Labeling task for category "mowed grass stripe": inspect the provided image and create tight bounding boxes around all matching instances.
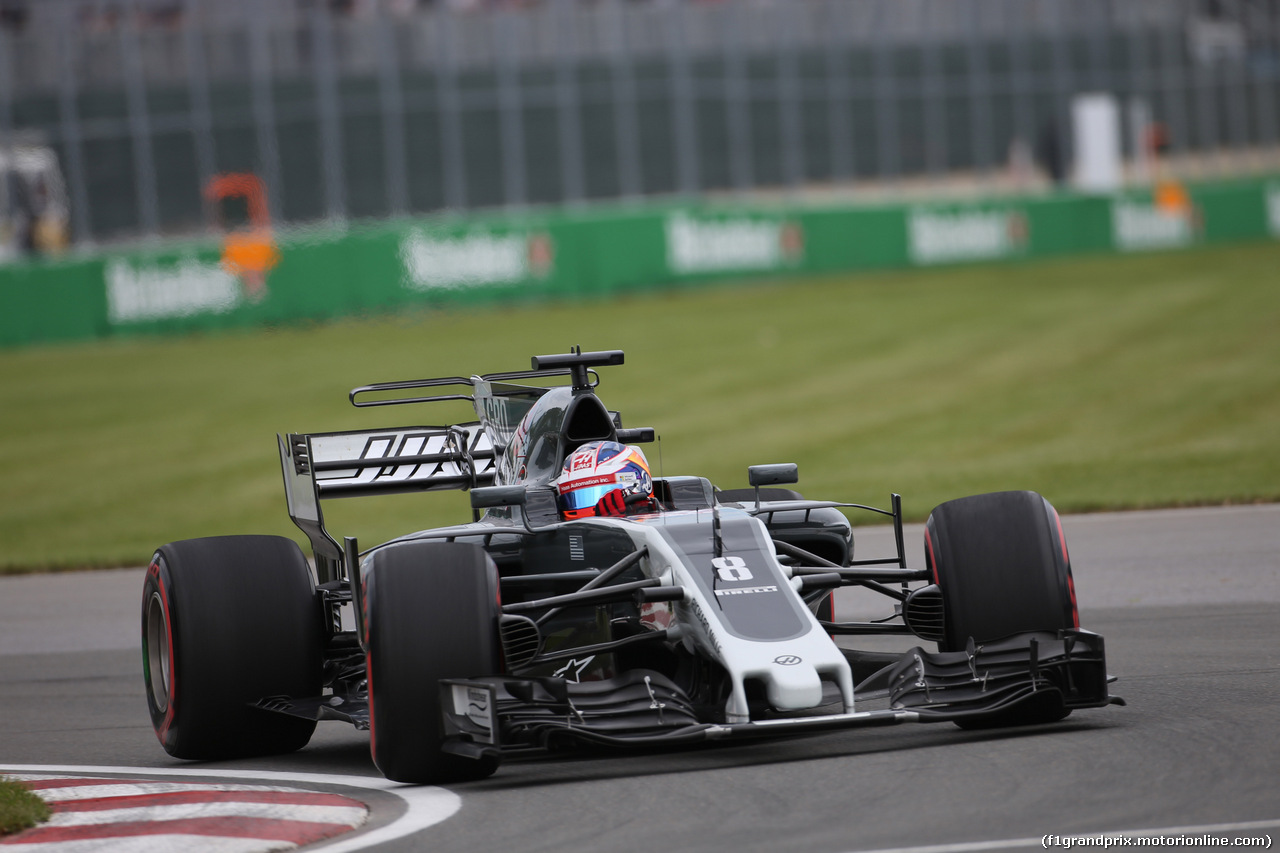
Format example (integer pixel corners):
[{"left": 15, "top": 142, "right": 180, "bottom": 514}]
[{"left": 2, "top": 240, "right": 1277, "bottom": 572}]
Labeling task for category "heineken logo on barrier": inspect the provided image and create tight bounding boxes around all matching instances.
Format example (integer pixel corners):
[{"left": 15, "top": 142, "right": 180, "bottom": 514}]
[
  {"left": 908, "top": 207, "right": 1028, "bottom": 265},
  {"left": 1266, "top": 183, "right": 1280, "bottom": 238},
  {"left": 105, "top": 257, "right": 242, "bottom": 325},
  {"left": 401, "top": 229, "right": 554, "bottom": 290},
  {"left": 665, "top": 212, "right": 803, "bottom": 275},
  {"left": 1112, "top": 197, "right": 1198, "bottom": 252}
]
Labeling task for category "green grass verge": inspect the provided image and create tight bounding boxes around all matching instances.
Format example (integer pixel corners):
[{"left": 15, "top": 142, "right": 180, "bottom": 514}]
[
  {"left": 0, "top": 777, "right": 49, "bottom": 836},
  {"left": 3, "top": 240, "right": 1278, "bottom": 572}
]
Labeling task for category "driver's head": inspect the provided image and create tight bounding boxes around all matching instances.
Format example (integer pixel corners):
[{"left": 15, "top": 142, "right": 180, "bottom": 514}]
[{"left": 555, "top": 440, "right": 654, "bottom": 520}]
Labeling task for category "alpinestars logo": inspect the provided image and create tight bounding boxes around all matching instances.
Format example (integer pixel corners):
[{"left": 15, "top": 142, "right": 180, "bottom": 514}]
[{"left": 552, "top": 655, "right": 596, "bottom": 683}]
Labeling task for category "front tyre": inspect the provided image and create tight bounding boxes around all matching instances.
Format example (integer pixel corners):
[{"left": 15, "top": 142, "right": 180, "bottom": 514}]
[
  {"left": 925, "top": 491, "right": 1080, "bottom": 727},
  {"left": 364, "top": 541, "right": 502, "bottom": 784},
  {"left": 142, "top": 535, "right": 323, "bottom": 759}
]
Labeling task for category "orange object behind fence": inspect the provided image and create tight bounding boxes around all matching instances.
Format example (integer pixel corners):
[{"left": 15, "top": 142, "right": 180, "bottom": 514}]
[{"left": 204, "top": 173, "right": 279, "bottom": 300}]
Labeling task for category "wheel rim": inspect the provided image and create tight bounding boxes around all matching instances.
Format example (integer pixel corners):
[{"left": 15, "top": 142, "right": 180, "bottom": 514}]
[{"left": 145, "top": 591, "right": 171, "bottom": 713}]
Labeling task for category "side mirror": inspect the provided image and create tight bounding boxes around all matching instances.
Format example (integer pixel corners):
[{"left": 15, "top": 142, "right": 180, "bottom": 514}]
[
  {"left": 747, "top": 463, "right": 798, "bottom": 488},
  {"left": 470, "top": 485, "right": 527, "bottom": 510},
  {"left": 746, "top": 463, "right": 799, "bottom": 511},
  {"left": 616, "top": 427, "right": 656, "bottom": 444}
]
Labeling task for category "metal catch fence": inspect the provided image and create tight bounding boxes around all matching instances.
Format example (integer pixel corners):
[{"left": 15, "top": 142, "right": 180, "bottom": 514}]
[{"left": 1, "top": 0, "right": 1277, "bottom": 246}]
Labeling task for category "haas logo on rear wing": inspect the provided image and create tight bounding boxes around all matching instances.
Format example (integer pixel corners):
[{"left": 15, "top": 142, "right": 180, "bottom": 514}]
[
  {"left": 279, "top": 425, "right": 496, "bottom": 562},
  {"left": 285, "top": 426, "right": 496, "bottom": 500}
]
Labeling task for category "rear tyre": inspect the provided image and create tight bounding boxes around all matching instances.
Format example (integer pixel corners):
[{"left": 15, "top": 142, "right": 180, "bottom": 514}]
[
  {"left": 142, "top": 535, "right": 323, "bottom": 759},
  {"left": 924, "top": 491, "right": 1079, "bottom": 727},
  {"left": 364, "top": 541, "right": 502, "bottom": 784}
]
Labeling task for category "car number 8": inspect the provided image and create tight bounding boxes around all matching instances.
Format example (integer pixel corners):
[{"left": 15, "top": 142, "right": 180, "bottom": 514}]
[{"left": 712, "top": 556, "right": 753, "bottom": 582}]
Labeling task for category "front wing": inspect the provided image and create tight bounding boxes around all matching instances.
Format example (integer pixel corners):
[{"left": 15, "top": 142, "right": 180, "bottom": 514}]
[{"left": 438, "top": 629, "right": 1123, "bottom": 761}]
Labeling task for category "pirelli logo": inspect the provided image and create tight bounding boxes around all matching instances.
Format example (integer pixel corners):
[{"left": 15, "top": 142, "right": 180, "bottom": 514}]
[{"left": 714, "top": 585, "right": 779, "bottom": 598}]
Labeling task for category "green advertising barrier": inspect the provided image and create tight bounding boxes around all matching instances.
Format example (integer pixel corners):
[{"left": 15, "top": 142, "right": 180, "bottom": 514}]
[
  {"left": 0, "top": 256, "right": 109, "bottom": 346},
  {"left": 3, "top": 176, "right": 1278, "bottom": 349}
]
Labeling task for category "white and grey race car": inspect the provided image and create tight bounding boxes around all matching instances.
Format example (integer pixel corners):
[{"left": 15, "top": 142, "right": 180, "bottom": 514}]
[{"left": 142, "top": 348, "right": 1122, "bottom": 783}]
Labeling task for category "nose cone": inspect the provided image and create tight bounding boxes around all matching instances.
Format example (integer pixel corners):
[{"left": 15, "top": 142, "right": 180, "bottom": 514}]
[{"left": 766, "top": 659, "right": 824, "bottom": 710}]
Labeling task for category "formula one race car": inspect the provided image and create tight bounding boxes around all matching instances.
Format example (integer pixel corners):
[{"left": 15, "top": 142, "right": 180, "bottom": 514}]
[{"left": 141, "top": 349, "right": 1122, "bottom": 782}]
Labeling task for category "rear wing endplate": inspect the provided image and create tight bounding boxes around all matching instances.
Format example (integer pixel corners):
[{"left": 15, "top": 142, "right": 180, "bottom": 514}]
[{"left": 279, "top": 424, "right": 495, "bottom": 565}]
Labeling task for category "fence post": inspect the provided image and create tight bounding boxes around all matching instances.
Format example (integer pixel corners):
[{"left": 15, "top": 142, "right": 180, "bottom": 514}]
[
  {"left": 436, "top": 10, "right": 466, "bottom": 210},
  {"left": 777, "top": 2, "right": 805, "bottom": 189},
  {"left": 311, "top": 2, "right": 346, "bottom": 222},
  {"left": 554, "top": 0, "right": 585, "bottom": 204},
  {"left": 183, "top": 0, "right": 218, "bottom": 208},
  {"left": 872, "top": 0, "right": 900, "bottom": 182},
  {"left": 376, "top": 8, "right": 408, "bottom": 217},
  {"left": 1049, "top": 0, "right": 1077, "bottom": 185},
  {"left": 57, "top": 4, "right": 92, "bottom": 244},
  {"left": 667, "top": 3, "right": 700, "bottom": 195},
  {"left": 923, "top": 5, "right": 949, "bottom": 177},
  {"left": 496, "top": 9, "right": 527, "bottom": 208},
  {"left": 724, "top": 5, "right": 753, "bottom": 192},
  {"left": 120, "top": 0, "right": 159, "bottom": 236},
  {"left": 1005, "top": 0, "right": 1035, "bottom": 174},
  {"left": 1251, "top": 0, "right": 1280, "bottom": 159},
  {"left": 824, "top": 0, "right": 854, "bottom": 182},
  {"left": 607, "top": 0, "right": 641, "bottom": 199},
  {"left": 246, "top": 0, "right": 283, "bottom": 222},
  {"left": 966, "top": 0, "right": 994, "bottom": 178},
  {"left": 0, "top": 25, "right": 11, "bottom": 154},
  {"left": 1156, "top": 0, "right": 1191, "bottom": 167},
  {"left": 1220, "top": 0, "right": 1254, "bottom": 173}
]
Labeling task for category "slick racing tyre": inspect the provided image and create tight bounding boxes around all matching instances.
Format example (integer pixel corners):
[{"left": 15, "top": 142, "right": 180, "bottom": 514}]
[
  {"left": 142, "top": 535, "right": 323, "bottom": 759},
  {"left": 924, "top": 491, "right": 1080, "bottom": 727},
  {"left": 925, "top": 490, "right": 1078, "bottom": 651},
  {"left": 364, "top": 541, "right": 502, "bottom": 784}
]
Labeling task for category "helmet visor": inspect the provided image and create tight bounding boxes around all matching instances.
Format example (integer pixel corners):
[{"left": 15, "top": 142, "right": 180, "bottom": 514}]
[{"left": 558, "top": 483, "right": 625, "bottom": 514}]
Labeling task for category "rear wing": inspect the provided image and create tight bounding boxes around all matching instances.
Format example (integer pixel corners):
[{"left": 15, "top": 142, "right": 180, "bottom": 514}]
[
  {"left": 279, "top": 423, "right": 495, "bottom": 565},
  {"left": 283, "top": 424, "right": 495, "bottom": 501},
  {"left": 278, "top": 348, "right": 625, "bottom": 575}
]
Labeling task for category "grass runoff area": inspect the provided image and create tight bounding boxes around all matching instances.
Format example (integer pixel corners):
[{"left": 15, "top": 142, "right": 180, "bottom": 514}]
[
  {"left": 0, "top": 777, "right": 49, "bottom": 836},
  {"left": 2, "top": 240, "right": 1278, "bottom": 572}
]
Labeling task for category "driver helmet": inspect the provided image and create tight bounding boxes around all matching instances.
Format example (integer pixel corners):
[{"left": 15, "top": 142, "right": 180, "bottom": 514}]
[{"left": 555, "top": 440, "right": 654, "bottom": 520}]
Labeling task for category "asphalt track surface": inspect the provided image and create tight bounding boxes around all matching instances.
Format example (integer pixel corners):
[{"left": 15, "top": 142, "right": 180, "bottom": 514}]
[{"left": 3, "top": 504, "right": 1279, "bottom": 852}]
